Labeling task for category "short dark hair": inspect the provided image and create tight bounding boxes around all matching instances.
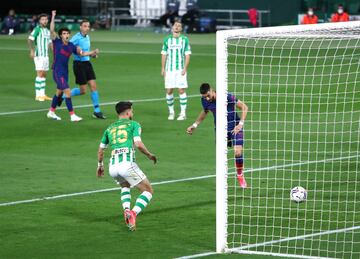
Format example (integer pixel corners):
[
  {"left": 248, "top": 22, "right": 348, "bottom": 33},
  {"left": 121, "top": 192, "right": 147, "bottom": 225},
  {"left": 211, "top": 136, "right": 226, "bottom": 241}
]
[
  {"left": 80, "top": 19, "right": 90, "bottom": 26},
  {"left": 58, "top": 27, "right": 71, "bottom": 36},
  {"left": 38, "top": 13, "right": 48, "bottom": 19},
  {"left": 200, "top": 83, "right": 211, "bottom": 94},
  {"left": 116, "top": 101, "right": 133, "bottom": 115}
]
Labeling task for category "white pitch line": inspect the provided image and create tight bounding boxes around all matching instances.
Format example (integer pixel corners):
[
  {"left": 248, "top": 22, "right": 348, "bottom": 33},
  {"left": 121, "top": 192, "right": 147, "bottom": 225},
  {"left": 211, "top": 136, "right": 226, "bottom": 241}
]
[
  {"left": 175, "top": 226, "right": 360, "bottom": 259},
  {"left": 0, "top": 154, "right": 358, "bottom": 207},
  {"left": 0, "top": 174, "right": 216, "bottom": 207},
  {"left": 0, "top": 47, "right": 215, "bottom": 56},
  {"left": 0, "top": 95, "right": 199, "bottom": 116}
]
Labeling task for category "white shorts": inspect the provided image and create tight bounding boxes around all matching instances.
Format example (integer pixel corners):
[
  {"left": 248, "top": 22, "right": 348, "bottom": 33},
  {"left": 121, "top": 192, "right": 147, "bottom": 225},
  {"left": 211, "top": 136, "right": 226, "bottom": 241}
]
[
  {"left": 109, "top": 162, "right": 147, "bottom": 187},
  {"left": 165, "top": 70, "right": 188, "bottom": 89},
  {"left": 34, "top": 57, "right": 49, "bottom": 71}
]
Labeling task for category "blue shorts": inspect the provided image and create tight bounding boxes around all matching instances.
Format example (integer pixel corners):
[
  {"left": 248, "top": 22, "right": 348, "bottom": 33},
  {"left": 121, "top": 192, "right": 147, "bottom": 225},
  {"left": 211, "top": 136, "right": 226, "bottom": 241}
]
[
  {"left": 53, "top": 73, "right": 69, "bottom": 90},
  {"left": 227, "top": 130, "right": 244, "bottom": 147}
]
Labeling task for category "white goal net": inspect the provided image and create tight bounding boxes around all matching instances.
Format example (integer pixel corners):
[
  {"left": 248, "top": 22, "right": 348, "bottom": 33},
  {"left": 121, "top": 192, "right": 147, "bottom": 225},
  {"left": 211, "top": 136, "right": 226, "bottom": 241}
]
[{"left": 216, "top": 21, "right": 360, "bottom": 258}]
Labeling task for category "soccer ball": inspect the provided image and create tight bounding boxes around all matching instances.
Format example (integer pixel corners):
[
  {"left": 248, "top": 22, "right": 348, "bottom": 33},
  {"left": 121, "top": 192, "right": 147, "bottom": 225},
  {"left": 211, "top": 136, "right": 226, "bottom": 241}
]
[{"left": 290, "top": 186, "right": 307, "bottom": 203}]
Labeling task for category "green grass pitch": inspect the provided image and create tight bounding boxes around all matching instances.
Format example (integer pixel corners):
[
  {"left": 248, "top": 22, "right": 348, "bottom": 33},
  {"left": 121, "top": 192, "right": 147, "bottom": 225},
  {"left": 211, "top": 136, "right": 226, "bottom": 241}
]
[{"left": 0, "top": 30, "right": 358, "bottom": 258}]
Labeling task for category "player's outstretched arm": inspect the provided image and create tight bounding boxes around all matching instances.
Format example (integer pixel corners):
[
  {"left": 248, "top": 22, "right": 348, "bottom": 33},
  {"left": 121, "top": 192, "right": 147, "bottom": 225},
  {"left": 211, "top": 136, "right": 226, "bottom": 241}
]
[
  {"left": 135, "top": 141, "right": 157, "bottom": 164},
  {"left": 50, "top": 10, "right": 57, "bottom": 40},
  {"left": 77, "top": 47, "right": 99, "bottom": 57},
  {"left": 186, "top": 110, "right": 208, "bottom": 135},
  {"left": 96, "top": 147, "right": 105, "bottom": 177}
]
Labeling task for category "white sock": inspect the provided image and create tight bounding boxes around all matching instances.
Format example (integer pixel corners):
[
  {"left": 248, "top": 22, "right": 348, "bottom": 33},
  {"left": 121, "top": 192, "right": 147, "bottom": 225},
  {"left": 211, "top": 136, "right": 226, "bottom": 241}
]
[
  {"left": 121, "top": 187, "right": 131, "bottom": 210},
  {"left": 166, "top": 94, "right": 174, "bottom": 114},
  {"left": 39, "top": 77, "right": 46, "bottom": 96},
  {"left": 179, "top": 92, "right": 187, "bottom": 115},
  {"left": 35, "top": 77, "right": 42, "bottom": 97}
]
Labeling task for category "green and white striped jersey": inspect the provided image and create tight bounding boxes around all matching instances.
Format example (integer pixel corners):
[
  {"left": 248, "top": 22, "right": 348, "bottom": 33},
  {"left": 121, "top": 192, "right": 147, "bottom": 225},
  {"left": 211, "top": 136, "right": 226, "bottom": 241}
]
[
  {"left": 100, "top": 118, "right": 142, "bottom": 163},
  {"left": 161, "top": 34, "right": 191, "bottom": 72},
  {"left": 28, "top": 26, "right": 51, "bottom": 57}
]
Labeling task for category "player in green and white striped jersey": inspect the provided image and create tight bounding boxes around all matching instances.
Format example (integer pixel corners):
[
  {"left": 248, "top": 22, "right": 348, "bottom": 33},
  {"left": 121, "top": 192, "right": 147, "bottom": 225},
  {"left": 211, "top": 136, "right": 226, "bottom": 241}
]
[
  {"left": 97, "top": 101, "right": 157, "bottom": 231},
  {"left": 27, "top": 13, "right": 52, "bottom": 102},
  {"left": 161, "top": 21, "right": 191, "bottom": 121}
]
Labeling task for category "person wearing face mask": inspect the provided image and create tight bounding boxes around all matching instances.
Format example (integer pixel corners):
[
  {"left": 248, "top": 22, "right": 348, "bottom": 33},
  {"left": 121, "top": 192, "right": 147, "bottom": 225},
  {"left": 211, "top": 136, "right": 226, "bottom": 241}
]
[
  {"left": 331, "top": 4, "right": 349, "bottom": 22},
  {"left": 301, "top": 7, "right": 318, "bottom": 24}
]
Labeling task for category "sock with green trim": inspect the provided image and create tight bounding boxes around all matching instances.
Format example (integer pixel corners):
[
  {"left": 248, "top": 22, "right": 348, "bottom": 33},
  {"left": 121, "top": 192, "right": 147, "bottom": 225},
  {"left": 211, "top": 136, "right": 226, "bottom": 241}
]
[
  {"left": 166, "top": 94, "right": 174, "bottom": 114},
  {"left": 179, "top": 92, "right": 187, "bottom": 115},
  {"left": 121, "top": 187, "right": 131, "bottom": 210},
  {"left": 35, "top": 77, "right": 42, "bottom": 97},
  {"left": 39, "top": 77, "right": 46, "bottom": 96},
  {"left": 132, "top": 191, "right": 152, "bottom": 215}
]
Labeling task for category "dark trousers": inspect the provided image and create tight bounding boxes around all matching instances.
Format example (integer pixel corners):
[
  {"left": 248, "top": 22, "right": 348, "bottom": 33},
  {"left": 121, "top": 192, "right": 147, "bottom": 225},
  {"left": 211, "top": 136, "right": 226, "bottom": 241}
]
[
  {"left": 181, "top": 10, "right": 200, "bottom": 32},
  {"left": 159, "top": 11, "right": 179, "bottom": 27}
]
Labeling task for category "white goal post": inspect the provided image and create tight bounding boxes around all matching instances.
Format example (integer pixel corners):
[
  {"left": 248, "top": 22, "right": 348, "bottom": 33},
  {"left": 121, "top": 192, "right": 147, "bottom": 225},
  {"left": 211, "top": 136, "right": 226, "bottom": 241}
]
[{"left": 216, "top": 21, "right": 360, "bottom": 258}]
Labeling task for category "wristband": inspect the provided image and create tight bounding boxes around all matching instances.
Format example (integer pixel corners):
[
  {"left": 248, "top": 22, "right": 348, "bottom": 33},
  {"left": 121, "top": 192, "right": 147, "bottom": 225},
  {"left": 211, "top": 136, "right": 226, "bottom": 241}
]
[
  {"left": 238, "top": 120, "right": 244, "bottom": 126},
  {"left": 98, "top": 161, "right": 103, "bottom": 167},
  {"left": 192, "top": 122, "right": 198, "bottom": 128}
]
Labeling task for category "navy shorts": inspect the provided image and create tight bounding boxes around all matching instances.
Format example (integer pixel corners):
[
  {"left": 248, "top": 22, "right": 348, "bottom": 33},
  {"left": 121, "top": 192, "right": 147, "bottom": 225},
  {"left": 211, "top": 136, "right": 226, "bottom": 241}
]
[
  {"left": 53, "top": 73, "right": 69, "bottom": 90},
  {"left": 227, "top": 130, "right": 244, "bottom": 147}
]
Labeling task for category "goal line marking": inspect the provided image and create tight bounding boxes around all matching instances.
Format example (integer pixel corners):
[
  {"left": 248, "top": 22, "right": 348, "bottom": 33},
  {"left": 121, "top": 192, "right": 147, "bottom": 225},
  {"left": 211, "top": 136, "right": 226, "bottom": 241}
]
[
  {"left": 0, "top": 153, "right": 357, "bottom": 207},
  {"left": 175, "top": 225, "right": 360, "bottom": 259}
]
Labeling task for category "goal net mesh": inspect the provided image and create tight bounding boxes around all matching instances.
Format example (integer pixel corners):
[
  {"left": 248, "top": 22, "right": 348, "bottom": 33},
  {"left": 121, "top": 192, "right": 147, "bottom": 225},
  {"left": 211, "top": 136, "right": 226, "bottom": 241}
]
[{"left": 222, "top": 22, "right": 360, "bottom": 258}]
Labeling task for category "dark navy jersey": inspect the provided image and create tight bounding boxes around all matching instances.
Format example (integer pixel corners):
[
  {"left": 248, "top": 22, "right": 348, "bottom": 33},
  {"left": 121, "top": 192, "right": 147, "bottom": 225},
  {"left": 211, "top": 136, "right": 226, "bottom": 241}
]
[
  {"left": 201, "top": 93, "right": 240, "bottom": 131},
  {"left": 52, "top": 38, "right": 77, "bottom": 75}
]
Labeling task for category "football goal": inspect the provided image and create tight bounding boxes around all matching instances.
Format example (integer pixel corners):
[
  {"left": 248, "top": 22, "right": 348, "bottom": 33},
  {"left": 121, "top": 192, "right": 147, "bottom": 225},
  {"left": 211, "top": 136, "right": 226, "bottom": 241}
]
[{"left": 216, "top": 21, "right": 360, "bottom": 258}]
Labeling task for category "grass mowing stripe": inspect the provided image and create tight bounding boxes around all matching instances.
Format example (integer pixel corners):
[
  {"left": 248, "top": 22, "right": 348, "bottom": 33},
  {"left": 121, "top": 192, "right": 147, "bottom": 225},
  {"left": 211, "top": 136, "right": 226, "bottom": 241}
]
[
  {"left": 0, "top": 153, "right": 357, "bottom": 207},
  {"left": 0, "top": 174, "right": 216, "bottom": 207},
  {"left": 0, "top": 95, "right": 199, "bottom": 116}
]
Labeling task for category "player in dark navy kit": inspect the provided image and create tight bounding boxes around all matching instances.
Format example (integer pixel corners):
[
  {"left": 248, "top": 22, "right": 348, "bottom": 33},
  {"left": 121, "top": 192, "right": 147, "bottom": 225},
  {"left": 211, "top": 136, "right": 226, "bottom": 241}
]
[
  {"left": 46, "top": 10, "right": 99, "bottom": 122},
  {"left": 186, "top": 83, "right": 248, "bottom": 188}
]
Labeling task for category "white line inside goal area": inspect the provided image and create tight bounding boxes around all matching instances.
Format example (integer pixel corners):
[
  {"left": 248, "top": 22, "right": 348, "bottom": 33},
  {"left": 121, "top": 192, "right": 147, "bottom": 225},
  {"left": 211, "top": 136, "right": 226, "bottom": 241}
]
[
  {"left": 175, "top": 226, "right": 360, "bottom": 259},
  {"left": 230, "top": 225, "right": 360, "bottom": 256}
]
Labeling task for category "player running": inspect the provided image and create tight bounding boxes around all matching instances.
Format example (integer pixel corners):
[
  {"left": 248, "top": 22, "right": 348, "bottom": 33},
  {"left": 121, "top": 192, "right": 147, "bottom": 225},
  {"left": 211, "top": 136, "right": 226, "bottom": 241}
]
[
  {"left": 97, "top": 101, "right": 157, "bottom": 231},
  {"left": 46, "top": 10, "right": 99, "bottom": 122},
  {"left": 27, "top": 13, "right": 52, "bottom": 101},
  {"left": 186, "top": 83, "right": 248, "bottom": 188}
]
